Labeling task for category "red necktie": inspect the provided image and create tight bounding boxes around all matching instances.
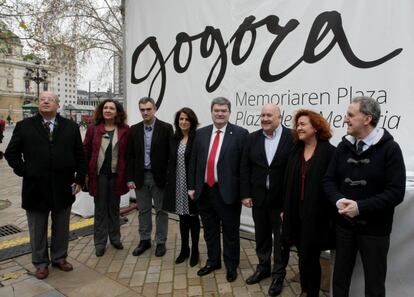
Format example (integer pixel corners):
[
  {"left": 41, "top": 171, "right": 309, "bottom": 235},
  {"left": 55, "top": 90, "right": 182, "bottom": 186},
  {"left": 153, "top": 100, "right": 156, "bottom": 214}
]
[{"left": 207, "top": 130, "right": 221, "bottom": 187}]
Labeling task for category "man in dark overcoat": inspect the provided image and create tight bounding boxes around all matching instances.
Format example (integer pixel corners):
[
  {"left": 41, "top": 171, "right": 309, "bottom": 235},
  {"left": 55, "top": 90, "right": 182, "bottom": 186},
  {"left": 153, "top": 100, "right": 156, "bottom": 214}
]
[{"left": 5, "top": 91, "right": 86, "bottom": 279}]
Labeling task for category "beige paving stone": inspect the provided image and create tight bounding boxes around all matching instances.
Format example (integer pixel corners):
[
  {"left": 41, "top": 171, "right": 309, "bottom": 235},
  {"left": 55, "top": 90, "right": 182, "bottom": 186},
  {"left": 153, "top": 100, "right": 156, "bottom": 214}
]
[
  {"left": 116, "top": 289, "right": 143, "bottom": 297},
  {"left": 201, "top": 277, "right": 217, "bottom": 292},
  {"left": 239, "top": 259, "right": 252, "bottom": 269},
  {"left": 202, "top": 293, "right": 220, "bottom": 297},
  {"left": 251, "top": 292, "right": 266, "bottom": 297},
  {"left": 187, "top": 277, "right": 201, "bottom": 286},
  {"left": 85, "top": 258, "right": 99, "bottom": 268},
  {"left": 136, "top": 257, "right": 150, "bottom": 268},
  {"left": 290, "top": 281, "right": 302, "bottom": 295},
  {"left": 173, "top": 273, "right": 187, "bottom": 289},
  {"left": 218, "top": 282, "right": 232, "bottom": 294},
  {"left": 280, "top": 286, "right": 296, "bottom": 297},
  {"left": 172, "top": 288, "right": 187, "bottom": 297},
  {"left": 147, "top": 265, "right": 160, "bottom": 274},
  {"left": 129, "top": 271, "right": 146, "bottom": 287},
  {"left": 174, "top": 266, "right": 187, "bottom": 274},
  {"left": 105, "top": 272, "right": 118, "bottom": 280},
  {"left": 0, "top": 260, "right": 17, "bottom": 269},
  {"left": 77, "top": 252, "right": 93, "bottom": 263},
  {"left": 118, "top": 278, "right": 131, "bottom": 286},
  {"left": 188, "top": 285, "right": 202, "bottom": 296},
  {"left": 148, "top": 259, "right": 161, "bottom": 266},
  {"left": 0, "top": 278, "right": 53, "bottom": 297},
  {"left": 158, "top": 282, "right": 173, "bottom": 294},
  {"left": 232, "top": 285, "right": 251, "bottom": 297},
  {"left": 244, "top": 248, "right": 256, "bottom": 256},
  {"left": 145, "top": 273, "right": 159, "bottom": 283},
  {"left": 142, "top": 283, "right": 158, "bottom": 297},
  {"left": 187, "top": 266, "right": 199, "bottom": 278},
  {"left": 107, "top": 260, "right": 124, "bottom": 273},
  {"left": 119, "top": 263, "right": 135, "bottom": 279},
  {"left": 124, "top": 255, "right": 139, "bottom": 265},
  {"left": 214, "top": 272, "right": 227, "bottom": 284},
  {"left": 229, "top": 274, "right": 245, "bottom": 287},
  {"left": 246, "top": 283, "right": 262, "bottom": 293},
  {"left": 66, "top": 277, "right": 130, "bottom": 297},
  {"left": 159, "top": 269, "right": 173, "bottom": 283},
  {"left": 130, "top": 286, "right": 143, "bottom": 294}
]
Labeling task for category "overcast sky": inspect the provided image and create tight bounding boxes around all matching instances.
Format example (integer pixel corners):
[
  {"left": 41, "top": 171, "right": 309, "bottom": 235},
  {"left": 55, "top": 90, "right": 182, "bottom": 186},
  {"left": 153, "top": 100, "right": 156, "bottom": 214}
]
[{"left": 77, "top": 48, "right": 113, "bottom": 92}]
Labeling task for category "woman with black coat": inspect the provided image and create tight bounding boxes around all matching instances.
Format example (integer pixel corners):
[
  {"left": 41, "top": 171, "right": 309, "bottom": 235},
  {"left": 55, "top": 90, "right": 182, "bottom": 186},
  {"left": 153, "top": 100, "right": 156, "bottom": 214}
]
[
  {"left": 163, "top": 107, "right": 200, "bottom": 266},
  {"left": 281, "top": 109, "right": 336, "bottom": 297}
]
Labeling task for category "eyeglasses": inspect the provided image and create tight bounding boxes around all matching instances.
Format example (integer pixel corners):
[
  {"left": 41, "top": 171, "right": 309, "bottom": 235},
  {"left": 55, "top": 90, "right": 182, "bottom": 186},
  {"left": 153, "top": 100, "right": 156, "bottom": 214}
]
[{"left": 39, "top": 97, "right": 58, "bottom": 103}]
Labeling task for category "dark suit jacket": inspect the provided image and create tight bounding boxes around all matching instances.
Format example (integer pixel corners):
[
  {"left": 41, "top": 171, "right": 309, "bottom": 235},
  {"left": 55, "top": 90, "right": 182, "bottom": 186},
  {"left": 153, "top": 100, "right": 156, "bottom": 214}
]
[
  {"left": 126, "top": 118, "right": 173, "bottom": 188},
  {"left": 5, "top": 113, "right": 86, "bottom": 211},
  {"left": 163, "top": 132, "right": 197, "bottom": 214},
  {"left": 188, "top": 122, "right": 249, "bottom": 205},
  {"left": 240, "top": 126, "right": 293, "bottom": 208}
]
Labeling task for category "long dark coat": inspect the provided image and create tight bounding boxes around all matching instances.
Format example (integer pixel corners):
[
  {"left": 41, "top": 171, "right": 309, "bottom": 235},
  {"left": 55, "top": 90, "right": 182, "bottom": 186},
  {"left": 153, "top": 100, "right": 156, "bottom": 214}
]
[
  {"left": 5, "top": 114, "right": 86, "bottom": 211},
  {"left": 163, "top": 132, "right": 197, "bottom": 214},
  {"left": 83, "top": 123, "right": 129, "bottom": 197},
  {"left": 281, "top": 140, "right": 336, "bottom": 251}
]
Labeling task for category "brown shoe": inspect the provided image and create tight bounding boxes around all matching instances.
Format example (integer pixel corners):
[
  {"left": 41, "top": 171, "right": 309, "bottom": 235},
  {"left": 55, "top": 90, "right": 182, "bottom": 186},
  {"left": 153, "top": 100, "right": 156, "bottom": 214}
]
[
  {"left": 52, "top": 259, "right": 73, "bottom": 271},
  {"left": 34, "top": 266, "right": 49, "bottom": 279}
]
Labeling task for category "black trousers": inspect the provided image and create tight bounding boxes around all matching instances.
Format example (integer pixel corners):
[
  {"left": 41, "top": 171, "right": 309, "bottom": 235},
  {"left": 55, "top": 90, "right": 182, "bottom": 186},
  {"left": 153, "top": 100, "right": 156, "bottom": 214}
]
[
  {"left": 297, "top": 242, "right": 322, "bottom": 297},
  {"left": 197, "top": 184, "right": 241, "bottom": 271},
  {"left": 333, "top": 224, "right": 390, "bottom": 297},
  {"left": 252, "top": 203, "right": 289, "bottom": 278}
]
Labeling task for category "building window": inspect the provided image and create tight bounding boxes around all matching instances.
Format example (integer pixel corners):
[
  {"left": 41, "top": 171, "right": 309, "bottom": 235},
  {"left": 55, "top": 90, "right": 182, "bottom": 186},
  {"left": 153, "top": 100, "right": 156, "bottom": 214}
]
[
  {"left": 43, "top": 82, "right": 48, "bottom": 91},
  {"left": 25, "top": 80, "right": 30, "bottom": 93}
]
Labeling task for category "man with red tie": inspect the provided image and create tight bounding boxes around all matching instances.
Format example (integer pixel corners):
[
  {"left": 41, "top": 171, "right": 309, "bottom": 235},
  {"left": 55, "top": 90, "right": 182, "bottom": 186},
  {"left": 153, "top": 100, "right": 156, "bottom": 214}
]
[{"left": 188, "top": 97, "right": 248, "bottom": 282}]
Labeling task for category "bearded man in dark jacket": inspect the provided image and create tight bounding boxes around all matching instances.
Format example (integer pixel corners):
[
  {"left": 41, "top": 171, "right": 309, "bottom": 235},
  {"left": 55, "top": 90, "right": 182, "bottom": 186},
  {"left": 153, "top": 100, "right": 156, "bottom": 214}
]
[{"left": 323, "top": 96, "right": 405, "bottom": 297}]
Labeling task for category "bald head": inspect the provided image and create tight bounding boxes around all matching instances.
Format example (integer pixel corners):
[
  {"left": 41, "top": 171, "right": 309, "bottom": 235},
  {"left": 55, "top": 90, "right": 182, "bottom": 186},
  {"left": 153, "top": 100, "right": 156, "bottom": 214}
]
[
  {"left": 39, "top": 91, "right": 60, "bottom": 119},
  {"left": 261, "top": 104, "right": 281, "bottom": 136},
  {"left": 39, "top": 91, "right": 59, "bottom": 103}
]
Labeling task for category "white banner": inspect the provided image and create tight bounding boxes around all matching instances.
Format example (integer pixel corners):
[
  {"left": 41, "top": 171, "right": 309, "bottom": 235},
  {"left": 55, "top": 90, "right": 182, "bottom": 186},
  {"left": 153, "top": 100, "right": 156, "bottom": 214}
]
[
  {"left": 125, "top": 1, "right": 414, "bottom": 295},
  {"left": 125, "top": 0, "right": 414, "bottom": 171}
]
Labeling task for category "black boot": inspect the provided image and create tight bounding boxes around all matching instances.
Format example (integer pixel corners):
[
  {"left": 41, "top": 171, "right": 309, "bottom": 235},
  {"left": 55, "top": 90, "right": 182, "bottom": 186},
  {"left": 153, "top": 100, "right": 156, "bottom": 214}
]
[
  {"left": 189, "top": 215, "right": 200, "bottom": 267},
  {"left": 176, "top": 215, "right": 190, "bottom": 264}
]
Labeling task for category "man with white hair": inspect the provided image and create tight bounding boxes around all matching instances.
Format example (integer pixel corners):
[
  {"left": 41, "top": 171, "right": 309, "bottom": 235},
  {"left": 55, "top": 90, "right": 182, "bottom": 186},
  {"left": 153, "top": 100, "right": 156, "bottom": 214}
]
[{"left": 323, "top": 96, "right": 406, "bottom": 297}]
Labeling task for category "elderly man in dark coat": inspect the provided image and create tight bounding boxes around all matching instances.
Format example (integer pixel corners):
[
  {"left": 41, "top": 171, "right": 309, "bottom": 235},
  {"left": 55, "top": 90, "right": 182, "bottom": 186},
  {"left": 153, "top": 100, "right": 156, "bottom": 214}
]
[{"left": 5, "top": 91, "right": 86, "bottom": 280}]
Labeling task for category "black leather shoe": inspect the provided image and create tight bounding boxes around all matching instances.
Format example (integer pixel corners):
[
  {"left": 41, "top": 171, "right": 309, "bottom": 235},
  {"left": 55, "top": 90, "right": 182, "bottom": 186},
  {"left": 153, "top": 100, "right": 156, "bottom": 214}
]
[
  {"left": 197, "top": 264, "right": 221, "bottom": 276},
  {"left": 95, "top": 246, "right": 106, "bottom": 257},
  {"left": 132, "top": 240, "right": 151, "bottom": 256},
  {"left": 246, "top": 270, "right": 271, "bottom": 285},
  {"left": 175, "top": 247, "right": 190, "bottom": 264},
  {"left": 226, "top": 269, "right": 238, "bottom": 282},
  {"left": 111, "top": 242, "right": 124, "bottom": 250},
  {"left": 268, "top": 276, "right": 284, "bottom": 296},
  {"left": 155, "top": 243, "right": 166, "bottom": 257}
]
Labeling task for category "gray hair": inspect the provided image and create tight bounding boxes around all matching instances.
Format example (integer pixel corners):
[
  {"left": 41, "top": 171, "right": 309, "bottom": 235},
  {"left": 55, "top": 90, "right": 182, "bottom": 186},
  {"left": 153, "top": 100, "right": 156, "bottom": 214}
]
[
  {"left": 211, "top": 97, "right": 231, "bottom": 112},
  {"left": 352, "top": 96, "right": 381, "bottom": 127},
  {"left": 138, "top": 97, "right": 156, "bottom": 108}
]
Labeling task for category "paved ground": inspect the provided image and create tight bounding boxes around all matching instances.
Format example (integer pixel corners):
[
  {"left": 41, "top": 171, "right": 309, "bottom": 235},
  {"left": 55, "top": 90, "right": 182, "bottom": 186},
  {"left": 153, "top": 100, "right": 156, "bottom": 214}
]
[{"left": 0, "top": 126, "right": 330, "bottom": 297}]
